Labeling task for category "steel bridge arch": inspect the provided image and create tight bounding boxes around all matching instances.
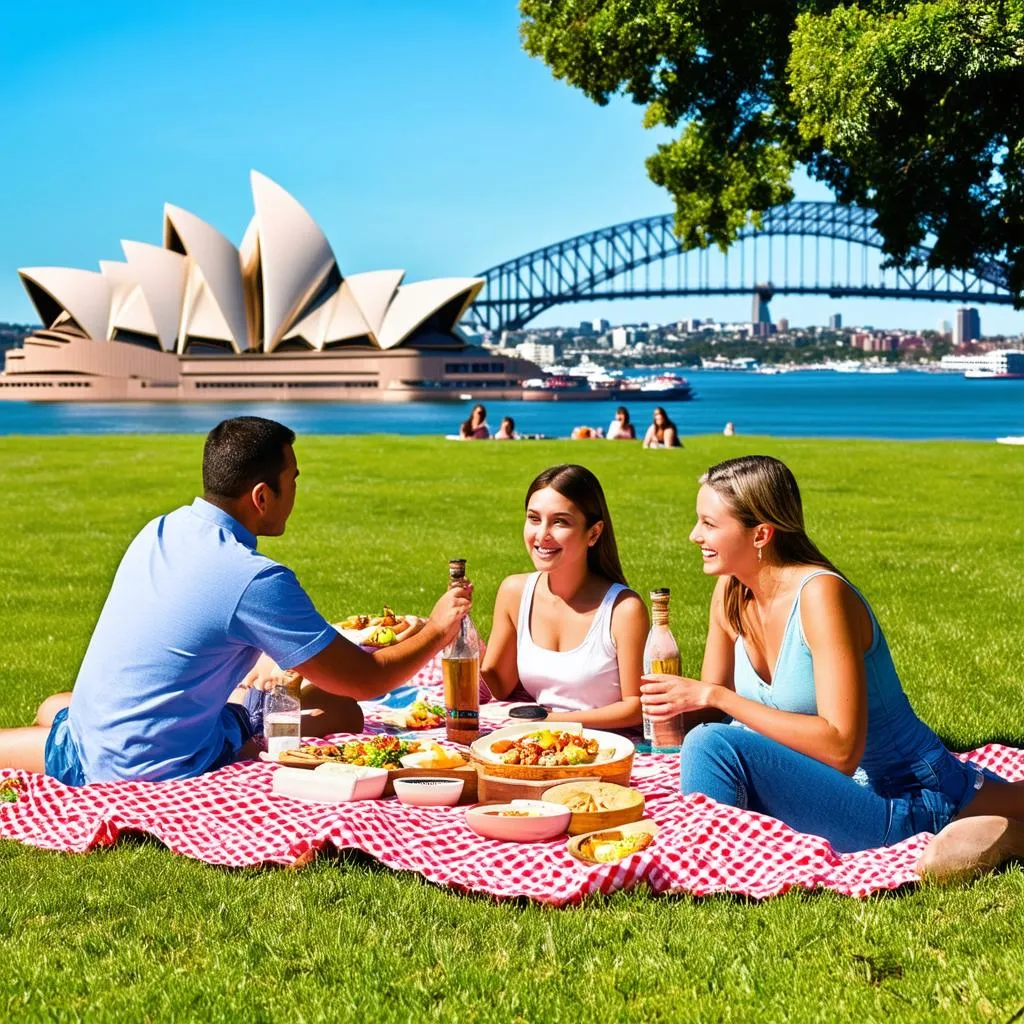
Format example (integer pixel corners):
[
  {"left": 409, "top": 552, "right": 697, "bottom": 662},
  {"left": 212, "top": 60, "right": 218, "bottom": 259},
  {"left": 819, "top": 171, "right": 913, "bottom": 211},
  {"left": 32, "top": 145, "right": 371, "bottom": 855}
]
[{"left": 463, "top": 201, "right": 1015, "bottom": 332}]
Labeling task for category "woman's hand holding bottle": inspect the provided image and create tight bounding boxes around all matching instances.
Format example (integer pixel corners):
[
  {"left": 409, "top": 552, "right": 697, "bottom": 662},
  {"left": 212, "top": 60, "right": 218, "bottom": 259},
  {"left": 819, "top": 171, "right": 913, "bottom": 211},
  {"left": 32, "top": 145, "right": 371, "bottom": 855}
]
[{"left": 640, "top": 674, "right": 717, "bottom": 719}]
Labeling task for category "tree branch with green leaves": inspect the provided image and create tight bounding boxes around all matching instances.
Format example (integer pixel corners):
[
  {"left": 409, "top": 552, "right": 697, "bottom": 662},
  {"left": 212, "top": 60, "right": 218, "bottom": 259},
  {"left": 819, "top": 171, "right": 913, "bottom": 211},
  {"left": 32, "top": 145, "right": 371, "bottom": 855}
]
[{"left": 519, "top": 0, "right": 1024, "bottom": 303}]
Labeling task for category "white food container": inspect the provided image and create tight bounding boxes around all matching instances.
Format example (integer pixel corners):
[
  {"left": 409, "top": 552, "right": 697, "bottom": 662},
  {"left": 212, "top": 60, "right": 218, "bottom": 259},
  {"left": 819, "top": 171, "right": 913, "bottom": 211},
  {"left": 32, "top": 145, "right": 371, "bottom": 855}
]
[{"left": 271, "top": 764, "right": 388, "bottom": 803}]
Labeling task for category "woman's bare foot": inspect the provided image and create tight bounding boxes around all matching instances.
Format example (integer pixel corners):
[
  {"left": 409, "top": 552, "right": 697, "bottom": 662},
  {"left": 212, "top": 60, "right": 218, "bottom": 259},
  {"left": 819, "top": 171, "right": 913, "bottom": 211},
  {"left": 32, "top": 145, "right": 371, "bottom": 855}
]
[{"left": 916, "top": 816, "right": 1024, "bottom": 883}]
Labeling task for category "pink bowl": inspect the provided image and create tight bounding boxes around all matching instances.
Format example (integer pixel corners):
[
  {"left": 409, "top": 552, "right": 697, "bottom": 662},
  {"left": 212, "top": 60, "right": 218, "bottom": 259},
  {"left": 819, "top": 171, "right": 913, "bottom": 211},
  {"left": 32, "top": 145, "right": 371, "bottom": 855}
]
[
  {"left": 465, "top": 800, "right": 571, "bottom": 842},
  {"left": 393, "top": 776, "right": 464, "bottom": 807}
]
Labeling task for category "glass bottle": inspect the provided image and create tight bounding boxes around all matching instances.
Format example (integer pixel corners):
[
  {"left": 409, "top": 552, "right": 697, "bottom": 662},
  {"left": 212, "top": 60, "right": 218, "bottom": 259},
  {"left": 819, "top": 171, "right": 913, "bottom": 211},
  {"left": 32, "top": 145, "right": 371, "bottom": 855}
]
[
  {"left": 441, "top": 558, "right": 481, "bottom": 744},
  {"left": 643, "top": 588, "right": 683, "bottom": 753},
  {"left": 264, "top": 672, "right": 302, "bottom": 761}
]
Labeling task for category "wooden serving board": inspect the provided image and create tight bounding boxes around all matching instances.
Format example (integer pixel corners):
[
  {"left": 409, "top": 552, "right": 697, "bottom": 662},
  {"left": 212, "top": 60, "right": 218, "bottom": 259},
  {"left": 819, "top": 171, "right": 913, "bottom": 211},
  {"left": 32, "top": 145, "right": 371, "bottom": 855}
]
[{"left": 259, "top": 753, "right": 479, "bottom": 804}]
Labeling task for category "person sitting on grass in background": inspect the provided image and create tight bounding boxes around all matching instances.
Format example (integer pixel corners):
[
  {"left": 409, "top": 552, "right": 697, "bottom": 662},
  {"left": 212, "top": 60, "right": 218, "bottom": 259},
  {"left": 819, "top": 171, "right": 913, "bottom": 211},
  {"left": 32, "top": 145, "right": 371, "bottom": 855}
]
[
  {"left": 0, "top": 416, "right": 471, "bottom": 785},
  {"left": 639, "top": 454, "right": 1024, "bottom": 880},
  {"left": 607, "top": 406, "right": 636, "bottom": 440},
  {"left": 643, "top": 407, "right": 682, "bottom": 448},
  {"left": 494, "top": 416, "right": 517, "bottom": 440},
  {"left": 458, "top": 404, "right": 490, "bottom": 439},
  {"left": 481, "top": 464, "right": 648, "bottom": 729}
]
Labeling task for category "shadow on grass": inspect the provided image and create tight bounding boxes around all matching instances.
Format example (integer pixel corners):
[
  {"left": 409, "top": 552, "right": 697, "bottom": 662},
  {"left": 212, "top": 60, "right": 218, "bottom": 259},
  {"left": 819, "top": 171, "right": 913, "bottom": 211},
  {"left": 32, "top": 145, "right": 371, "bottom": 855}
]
[
  {"left": 938, "top": 732, "right": 1024, "bottom": 751},
  {"left": 254, "top": 843, "right": 930, "bottom": 910}
]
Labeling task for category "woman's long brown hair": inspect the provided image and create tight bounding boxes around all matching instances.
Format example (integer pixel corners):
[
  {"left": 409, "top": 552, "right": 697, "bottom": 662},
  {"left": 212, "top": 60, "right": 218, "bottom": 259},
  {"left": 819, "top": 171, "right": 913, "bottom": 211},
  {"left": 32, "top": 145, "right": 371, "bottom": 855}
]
[
  {"left": 700, "top": 455, "right": 842, "bottom": 634},
  {"left": 525, "top": 464, "right": 628, "bottom": 586}
]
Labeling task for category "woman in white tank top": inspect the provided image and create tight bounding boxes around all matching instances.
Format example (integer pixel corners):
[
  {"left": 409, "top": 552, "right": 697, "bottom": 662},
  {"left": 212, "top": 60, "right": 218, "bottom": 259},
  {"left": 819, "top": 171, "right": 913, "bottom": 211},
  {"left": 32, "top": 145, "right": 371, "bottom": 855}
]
[{"left": 481, "top": 464, "right": 648, "bottom": 729}]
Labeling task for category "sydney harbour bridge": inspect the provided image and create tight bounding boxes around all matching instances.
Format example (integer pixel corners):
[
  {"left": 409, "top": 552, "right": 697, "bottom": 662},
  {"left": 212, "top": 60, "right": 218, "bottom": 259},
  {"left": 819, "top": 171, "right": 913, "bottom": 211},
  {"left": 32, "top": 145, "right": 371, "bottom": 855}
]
[{"left": 461, "top": 201, "right": 1016, "bottom": 333}]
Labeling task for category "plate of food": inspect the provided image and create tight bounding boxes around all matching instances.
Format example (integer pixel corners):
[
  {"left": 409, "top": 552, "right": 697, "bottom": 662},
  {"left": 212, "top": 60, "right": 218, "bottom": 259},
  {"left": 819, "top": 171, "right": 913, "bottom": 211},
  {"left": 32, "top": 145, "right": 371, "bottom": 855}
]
[
  {"left": 338, "top": 607, "right": 419, "bottom": 649},
  {"left": 380, "top": 699, "right": 445, "bottom": 732},
  {"left": 567, "top": 819, "right": 659, "bottom": 864},
  {"left": 541, "top": 780, "right": 645, "bottom": 835},
  {"left": 399, "top": 743, "right": 468, "bottom": 769},
  {"left": 469, "top": 723, "right": 634, "bottom": 784},
  {"left": 263, "top": 735, "right": 423, "bottom": 769},
  {"left": 465, "top": 800, "right": 571, "bottom": 842}
]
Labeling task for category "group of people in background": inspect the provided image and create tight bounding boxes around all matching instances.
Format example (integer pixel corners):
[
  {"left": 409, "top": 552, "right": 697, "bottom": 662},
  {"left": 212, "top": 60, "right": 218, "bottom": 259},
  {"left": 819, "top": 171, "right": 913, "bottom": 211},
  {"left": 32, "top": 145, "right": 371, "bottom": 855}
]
[
  {"left": 457, "top": 403, "right": 684, "bottom": 446},
  {"left": 458, "top": 404, "right": 517, "bottom": 441},
  {"left": 456, "top": 404, "right": 517, "bottom": 441},
  {"left": 608, "top": 406, "right": 682, "bottom": 448}
]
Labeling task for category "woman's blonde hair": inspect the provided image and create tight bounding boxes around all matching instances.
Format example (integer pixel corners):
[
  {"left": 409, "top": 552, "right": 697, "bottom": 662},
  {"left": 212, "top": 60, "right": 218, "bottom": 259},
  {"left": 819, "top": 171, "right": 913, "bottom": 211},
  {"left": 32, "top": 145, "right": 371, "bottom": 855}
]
[
  {"left": 700, "top": 455, "right": 842, "bottom": 634},
  {"left": 526, "top": 464, "right": 628, "bottom": 586}
]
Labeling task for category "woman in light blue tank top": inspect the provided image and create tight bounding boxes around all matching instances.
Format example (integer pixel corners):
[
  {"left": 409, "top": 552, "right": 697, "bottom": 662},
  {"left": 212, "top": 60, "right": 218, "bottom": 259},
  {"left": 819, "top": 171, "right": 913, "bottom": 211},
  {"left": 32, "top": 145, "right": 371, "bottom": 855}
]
[{"left": 640, "top": 455, "right": 1024, "bottom": 879}]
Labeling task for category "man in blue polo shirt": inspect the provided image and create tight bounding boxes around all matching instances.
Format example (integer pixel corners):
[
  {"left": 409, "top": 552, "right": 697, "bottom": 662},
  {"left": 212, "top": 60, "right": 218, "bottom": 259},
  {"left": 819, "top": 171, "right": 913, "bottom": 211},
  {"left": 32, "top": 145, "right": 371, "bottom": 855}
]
[{"left": 0, "top": 417, "right": 470, "bottom": 784}]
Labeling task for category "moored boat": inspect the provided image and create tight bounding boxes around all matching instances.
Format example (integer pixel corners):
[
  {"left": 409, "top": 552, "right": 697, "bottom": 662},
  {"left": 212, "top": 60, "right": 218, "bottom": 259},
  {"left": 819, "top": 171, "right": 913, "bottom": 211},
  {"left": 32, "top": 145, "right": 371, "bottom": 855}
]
[
  {"left": 610, "top": 372, "right": 694, "bottom": 401},
  {"left": 522, "top": 371, "right": 694, "bottom": 402},
  {"left": 965, "top": 369, "right": 1024, "bottom": 380}
]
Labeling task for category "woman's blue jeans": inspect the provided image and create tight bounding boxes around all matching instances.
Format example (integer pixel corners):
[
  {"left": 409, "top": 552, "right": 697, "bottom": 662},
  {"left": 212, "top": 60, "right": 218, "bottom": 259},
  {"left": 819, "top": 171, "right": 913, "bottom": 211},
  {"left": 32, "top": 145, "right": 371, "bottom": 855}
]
[{"left": 679, "top": 722, "right": 987, "bottom": 854}]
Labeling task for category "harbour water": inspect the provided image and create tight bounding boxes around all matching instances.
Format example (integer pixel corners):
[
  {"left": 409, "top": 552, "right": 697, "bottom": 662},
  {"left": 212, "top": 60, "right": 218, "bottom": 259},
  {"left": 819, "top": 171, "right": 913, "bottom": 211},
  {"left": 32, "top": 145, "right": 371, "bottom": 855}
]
[{"left": 0, "top": 370, "right": 1020, "bottom": 440}]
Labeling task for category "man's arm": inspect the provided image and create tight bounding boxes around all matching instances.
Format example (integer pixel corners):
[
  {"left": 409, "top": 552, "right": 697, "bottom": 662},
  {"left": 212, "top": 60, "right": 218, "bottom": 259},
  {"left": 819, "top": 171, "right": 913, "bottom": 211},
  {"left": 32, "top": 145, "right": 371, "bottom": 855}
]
[{"left": 295, "top": 587, "right": 470, "bottom": 700}]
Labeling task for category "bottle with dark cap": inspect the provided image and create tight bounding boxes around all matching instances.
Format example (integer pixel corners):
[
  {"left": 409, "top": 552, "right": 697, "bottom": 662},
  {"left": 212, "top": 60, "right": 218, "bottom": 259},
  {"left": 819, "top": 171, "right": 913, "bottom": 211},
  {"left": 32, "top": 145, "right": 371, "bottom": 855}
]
[
  {"left": 441, "top": 558, "right": 481, "bottom": 743},
  {"left": 643, "top": 588, "right": 683, "bottom": 753}
]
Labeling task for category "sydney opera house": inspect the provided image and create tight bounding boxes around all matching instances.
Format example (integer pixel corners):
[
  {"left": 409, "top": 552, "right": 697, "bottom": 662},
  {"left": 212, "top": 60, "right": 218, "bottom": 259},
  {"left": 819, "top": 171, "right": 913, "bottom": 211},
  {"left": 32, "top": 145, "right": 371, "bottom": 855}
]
[{"left": 0, "top": 172, "right": 541, "bottom": 402}]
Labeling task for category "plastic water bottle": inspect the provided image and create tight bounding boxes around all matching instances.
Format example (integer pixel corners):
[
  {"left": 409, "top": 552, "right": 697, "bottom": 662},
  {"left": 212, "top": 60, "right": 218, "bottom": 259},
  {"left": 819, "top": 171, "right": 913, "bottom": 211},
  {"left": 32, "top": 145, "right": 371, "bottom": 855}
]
[{"left": 264, "top": 679, "right": 301, "bottom": 760}]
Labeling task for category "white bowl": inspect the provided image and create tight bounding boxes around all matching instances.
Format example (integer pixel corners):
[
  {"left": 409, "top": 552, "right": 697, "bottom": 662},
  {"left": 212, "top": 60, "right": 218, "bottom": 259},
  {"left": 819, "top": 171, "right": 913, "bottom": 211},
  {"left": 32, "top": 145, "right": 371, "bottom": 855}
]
[
  {"left": 465, "top": 800, "right": 572, "bottom": 842},
  {"left": 271, "top": 764, "right": 388, "bottom": 803},
  {"left": 393, "top": 776, "right": 464, "bottom": 807}
]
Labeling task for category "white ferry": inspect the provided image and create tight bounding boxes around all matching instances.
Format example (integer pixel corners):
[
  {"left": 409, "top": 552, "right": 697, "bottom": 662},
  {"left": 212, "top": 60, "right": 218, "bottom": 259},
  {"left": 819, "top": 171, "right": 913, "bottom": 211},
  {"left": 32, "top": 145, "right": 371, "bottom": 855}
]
[
  {"left": 941, "top": 349, "right": 1024, "bottom": 380},
  {"left": 700, "top": 355, "right": 760, "bottom": 371}
]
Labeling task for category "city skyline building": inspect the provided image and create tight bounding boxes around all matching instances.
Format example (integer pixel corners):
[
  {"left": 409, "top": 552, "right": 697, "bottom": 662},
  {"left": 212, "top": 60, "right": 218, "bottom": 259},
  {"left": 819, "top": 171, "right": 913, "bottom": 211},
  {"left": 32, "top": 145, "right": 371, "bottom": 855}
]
[
  {"left": 515, "top": 339, "right": 558, "bottom": 366},
  {"left": 610, "top": 326, "right": 631, "bottom": 350},
  {"left": 752, "top": 284, "right": 774, "bottom": 338},
  {"left": 954, "top": 307, "right": 981, "bottom": 346}
]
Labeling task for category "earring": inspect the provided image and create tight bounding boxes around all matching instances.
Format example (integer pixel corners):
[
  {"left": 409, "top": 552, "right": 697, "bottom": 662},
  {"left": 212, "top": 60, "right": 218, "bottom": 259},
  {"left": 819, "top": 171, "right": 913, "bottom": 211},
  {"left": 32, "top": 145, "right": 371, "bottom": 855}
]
[{"left": 757, "top": 546, "right": 762, "bottom": 562}]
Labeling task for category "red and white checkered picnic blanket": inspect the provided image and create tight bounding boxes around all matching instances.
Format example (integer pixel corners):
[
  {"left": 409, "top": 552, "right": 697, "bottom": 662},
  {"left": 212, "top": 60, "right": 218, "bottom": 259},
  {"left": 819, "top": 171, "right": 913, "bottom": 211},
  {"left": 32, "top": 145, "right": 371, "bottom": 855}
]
[{"left": 2, "top": 657, "right": 1021, "bottom": 903}]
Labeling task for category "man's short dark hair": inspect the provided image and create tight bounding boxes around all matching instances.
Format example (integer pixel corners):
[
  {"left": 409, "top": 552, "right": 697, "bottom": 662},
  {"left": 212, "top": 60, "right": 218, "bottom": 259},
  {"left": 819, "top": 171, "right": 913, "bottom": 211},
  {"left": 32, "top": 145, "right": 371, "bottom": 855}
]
[{"left": 203, "top": 417, "right": 296, "bottom": 499}]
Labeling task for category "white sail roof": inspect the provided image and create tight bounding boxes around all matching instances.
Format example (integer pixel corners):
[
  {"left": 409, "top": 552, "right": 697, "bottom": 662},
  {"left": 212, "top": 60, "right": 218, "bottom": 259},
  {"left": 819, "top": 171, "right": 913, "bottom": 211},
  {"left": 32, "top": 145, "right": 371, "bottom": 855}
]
[
  {"left": 121, "top": 241, "right": 187, "bottom": 352},
  {"left": 251, "top": 171, "right": 338, "bottom": 353},
  {"left": 163, "top": 204, "right": 249, "bottom": 350},
  {"left": 179, "top": 267, "right": 239, "bottom": 352},
  {"left": 344, "top": 270, "right": 404, "bottom": 339},
  {"left": 376, "top": 278, "right": 483, "bottom": 350},
  {"left": 18, "top": 267, "right": 112, "bottom": 341},
  {"left": 99, "top": 261, "right": 147, "bottom": 338},
  {"left": 18, "top": 171, "right": 484, "bottom": 354}
]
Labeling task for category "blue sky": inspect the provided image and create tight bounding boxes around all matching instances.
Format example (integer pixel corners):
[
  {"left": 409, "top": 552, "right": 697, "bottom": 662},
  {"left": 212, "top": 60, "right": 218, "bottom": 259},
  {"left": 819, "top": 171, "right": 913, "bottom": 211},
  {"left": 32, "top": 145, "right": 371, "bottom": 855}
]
[{"left": 1, "top": 0, "right": 1020, "bottom": 336}]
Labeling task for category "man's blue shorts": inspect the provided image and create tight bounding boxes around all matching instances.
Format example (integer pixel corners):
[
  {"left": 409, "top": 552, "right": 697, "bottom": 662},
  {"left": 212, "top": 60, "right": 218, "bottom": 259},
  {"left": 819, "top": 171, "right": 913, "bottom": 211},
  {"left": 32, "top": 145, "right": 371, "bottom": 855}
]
[
  {"left": 44, "top": 693, "right": 265, "bottom": 786},
  {"left": 43, "top": 708, "right": 87, "bottom": 786}
]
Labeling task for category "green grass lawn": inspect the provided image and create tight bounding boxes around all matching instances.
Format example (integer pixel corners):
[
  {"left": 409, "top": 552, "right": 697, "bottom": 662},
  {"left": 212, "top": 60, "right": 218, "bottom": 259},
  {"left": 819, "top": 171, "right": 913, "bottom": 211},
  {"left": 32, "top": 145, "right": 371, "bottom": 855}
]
[{"left": 0, "top": 434, "right": 1022, "bottom": 1022}]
